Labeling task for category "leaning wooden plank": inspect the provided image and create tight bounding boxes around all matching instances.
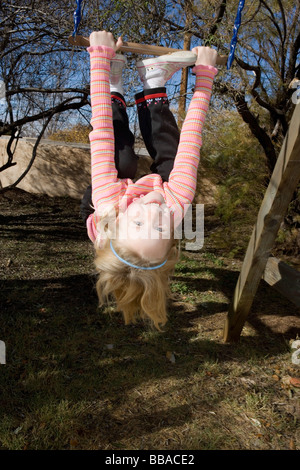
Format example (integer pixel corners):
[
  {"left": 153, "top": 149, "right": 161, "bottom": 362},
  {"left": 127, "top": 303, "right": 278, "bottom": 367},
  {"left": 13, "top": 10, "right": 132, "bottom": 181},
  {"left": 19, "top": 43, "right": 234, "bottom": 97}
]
[
  {"left": 223, "top": 102, "right": 300, "bottom": 342},
  {"left": 68, "top": 35, "right": 228, "bottom": 66},
  {"left": 263, "top": 257, "right": 300, "bottom": 308}
]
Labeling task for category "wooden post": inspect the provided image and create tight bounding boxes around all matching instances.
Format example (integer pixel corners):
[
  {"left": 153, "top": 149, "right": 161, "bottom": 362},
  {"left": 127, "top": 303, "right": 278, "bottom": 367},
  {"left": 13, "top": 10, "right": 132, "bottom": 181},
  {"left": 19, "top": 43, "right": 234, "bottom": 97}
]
[
  {"left": 263, "top": 257, "right": 300, "bottom": 308},
  {"left": 223, "top": 102, "right": 300, "bottom": 342}
]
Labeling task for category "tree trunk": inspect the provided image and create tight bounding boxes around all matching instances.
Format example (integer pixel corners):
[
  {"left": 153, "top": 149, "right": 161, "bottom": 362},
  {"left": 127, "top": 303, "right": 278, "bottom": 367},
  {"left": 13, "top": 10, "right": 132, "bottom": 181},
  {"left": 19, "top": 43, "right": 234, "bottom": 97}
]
[
  {"left": 234, "top": 91, "right": 277, "bottom": 173},
  {"left": 177, "top": 0, "right": 193, "bottom": 128},
  {"left": 178, "top": 32, "right": 191, "bottom": 128}
]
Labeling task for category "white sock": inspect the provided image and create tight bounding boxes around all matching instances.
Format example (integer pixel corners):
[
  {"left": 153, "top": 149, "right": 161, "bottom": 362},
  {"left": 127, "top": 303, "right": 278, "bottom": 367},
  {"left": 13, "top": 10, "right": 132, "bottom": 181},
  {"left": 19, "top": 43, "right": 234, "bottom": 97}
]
[
  {"left": 140, "top": 69, "right": 166, "bottom": 89},
  {"left": 110, "top": 81, "right": 124, "bottom": 96},
  {"left": 110, "top": 55, "right": 126, "bottom": 96}
]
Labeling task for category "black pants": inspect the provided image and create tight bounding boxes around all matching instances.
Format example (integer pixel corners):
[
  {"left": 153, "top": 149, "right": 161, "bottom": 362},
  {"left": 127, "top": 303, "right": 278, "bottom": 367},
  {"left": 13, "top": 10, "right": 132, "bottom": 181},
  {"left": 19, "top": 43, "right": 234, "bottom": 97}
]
[{"left": 80, "top": 88, "right": 180, "bottom": 222}]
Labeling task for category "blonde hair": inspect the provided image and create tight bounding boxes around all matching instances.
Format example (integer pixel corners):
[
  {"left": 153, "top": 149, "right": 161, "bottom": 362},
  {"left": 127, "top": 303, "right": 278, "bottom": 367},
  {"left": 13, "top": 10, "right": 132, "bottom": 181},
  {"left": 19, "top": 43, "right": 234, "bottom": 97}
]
[{"left": 94, "top": 236, "right": 179, "bottom": 330}]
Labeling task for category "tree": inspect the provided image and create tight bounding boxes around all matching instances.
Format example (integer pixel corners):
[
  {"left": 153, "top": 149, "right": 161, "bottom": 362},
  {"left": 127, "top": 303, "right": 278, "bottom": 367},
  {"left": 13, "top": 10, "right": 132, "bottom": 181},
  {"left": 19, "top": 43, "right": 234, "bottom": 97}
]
[
  {"left": 171, "top": 0, "right": 299, "bottom": 173},
  {"left": 1, "top": 0, "right": 299, "bottom": 192},
  {"left": 220, "top": 0, "right": 300, "bottom": 173},
  {"left": 0, "top": 0, "right": 90, "bottom": 190},
  {"left": 103, "top": 0, "right": 299, "bottom": 172}
]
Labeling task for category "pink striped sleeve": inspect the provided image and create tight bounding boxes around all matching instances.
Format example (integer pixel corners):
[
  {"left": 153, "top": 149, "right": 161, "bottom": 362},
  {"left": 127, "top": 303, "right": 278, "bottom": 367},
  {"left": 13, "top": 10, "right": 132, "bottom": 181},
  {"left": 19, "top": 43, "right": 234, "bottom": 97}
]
[
  {"left": 88, "top": 46, "right": 126, "bottom": 218},
  {"left": 164, "top": 65, "right": 217, "bottom": 220}
]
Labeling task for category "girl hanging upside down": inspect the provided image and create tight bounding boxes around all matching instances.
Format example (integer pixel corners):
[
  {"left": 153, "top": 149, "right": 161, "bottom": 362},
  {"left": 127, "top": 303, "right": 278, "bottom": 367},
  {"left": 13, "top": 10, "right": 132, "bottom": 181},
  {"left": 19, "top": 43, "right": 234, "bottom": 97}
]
[{"left": 81, "top": 31, "right": 218, "bottom": 329}]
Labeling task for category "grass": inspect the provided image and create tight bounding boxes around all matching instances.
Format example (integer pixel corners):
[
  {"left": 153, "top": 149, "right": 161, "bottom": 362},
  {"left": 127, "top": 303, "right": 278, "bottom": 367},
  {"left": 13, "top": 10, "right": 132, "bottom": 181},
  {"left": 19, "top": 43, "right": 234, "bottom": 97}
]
[{"left": 0, "top": 189, "right": 299, "bottom": 450}]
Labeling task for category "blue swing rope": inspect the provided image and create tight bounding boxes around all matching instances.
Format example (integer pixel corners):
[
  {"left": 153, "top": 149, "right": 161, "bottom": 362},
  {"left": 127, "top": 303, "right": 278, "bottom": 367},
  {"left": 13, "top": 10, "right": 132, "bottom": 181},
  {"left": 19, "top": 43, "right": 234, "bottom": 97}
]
[
  {"left": 227, "top": 0, "right": 245, "bottom": 69},
  {"left": 72, "top": 0, "right": 84, "bottom": 38}
]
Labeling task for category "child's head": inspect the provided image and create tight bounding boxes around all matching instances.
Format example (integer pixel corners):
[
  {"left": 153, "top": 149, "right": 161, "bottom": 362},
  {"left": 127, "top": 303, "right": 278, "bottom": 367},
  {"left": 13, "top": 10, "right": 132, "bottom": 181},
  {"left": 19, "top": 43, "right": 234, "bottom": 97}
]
[
  {"left": 94, "top": 192, "right": 178, "bottom": 329},
  {"left": 117, "top": 191, "right": 174, "bottom": 262}
]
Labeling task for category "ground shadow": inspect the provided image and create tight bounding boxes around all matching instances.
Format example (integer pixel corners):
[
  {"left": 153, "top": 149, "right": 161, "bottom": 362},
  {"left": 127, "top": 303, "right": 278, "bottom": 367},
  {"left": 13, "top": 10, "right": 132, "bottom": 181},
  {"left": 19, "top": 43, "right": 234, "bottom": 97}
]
[{"left": 1, "top": 189, "right": 299, "bottom": 449}]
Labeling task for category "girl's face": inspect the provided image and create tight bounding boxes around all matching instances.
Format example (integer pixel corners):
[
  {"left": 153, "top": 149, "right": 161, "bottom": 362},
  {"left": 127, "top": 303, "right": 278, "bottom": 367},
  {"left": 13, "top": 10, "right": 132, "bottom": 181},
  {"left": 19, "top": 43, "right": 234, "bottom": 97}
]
[{"left": 117, "top": 191, "right": 174, "bottom": 261}]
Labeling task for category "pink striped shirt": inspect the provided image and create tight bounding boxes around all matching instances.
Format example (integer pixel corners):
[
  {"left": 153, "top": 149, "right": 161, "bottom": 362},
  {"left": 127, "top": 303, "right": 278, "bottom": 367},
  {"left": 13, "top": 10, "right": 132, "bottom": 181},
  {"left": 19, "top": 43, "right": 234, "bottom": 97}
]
[{"left": 86, "top": 45, "right": 217, "bottom": 245}]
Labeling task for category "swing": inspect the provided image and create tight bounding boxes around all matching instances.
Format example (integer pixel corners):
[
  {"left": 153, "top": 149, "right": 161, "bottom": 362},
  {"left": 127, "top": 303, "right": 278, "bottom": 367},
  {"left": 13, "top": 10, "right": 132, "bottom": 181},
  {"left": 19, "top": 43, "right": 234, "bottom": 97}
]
[
  {"left": 69, "top": 1, "right": 246, "bottom": 67},
  {"left": 68, "top": 34, "right": 228, "bottom": 66},
  {"left": 68, "top": 1, "right": 227, "bottom": 66},
  {"left": 227, "top": 0, "right": 245, "bottom": 69}
]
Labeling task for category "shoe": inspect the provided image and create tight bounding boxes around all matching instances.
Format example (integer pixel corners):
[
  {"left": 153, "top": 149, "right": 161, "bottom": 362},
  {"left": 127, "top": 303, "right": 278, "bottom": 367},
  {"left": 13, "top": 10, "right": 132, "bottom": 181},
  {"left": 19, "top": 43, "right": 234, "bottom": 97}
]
[
  {"left": 136, "top": 51, "right": 197, "bottom": 85},
  {"left": 110, "top": 54, "right": 127, "bottom": 85}
]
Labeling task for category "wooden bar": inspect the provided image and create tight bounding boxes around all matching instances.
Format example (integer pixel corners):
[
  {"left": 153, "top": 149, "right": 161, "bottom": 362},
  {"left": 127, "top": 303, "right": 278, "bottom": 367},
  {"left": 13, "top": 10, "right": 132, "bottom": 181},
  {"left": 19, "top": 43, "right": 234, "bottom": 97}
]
[
  {"left": 223, "top": 102, "right": 300, "bottom": 342},
  {"left": 68, "top": 35, "right": 227, "bottom": 66},
  {"left": 263, "top": 257, "right": 300, "bottom": 308}
]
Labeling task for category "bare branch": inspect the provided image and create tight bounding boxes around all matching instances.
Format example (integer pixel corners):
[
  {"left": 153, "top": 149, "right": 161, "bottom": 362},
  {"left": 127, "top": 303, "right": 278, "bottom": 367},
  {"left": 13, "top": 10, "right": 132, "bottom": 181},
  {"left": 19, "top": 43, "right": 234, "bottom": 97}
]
[
  {"left": 0, "top": 94, "right": 89, "bottom": 137},
  {"left": 0, "top": 114, "right": 52, "bottom": 193},
  {"left": 6, "top": 87, "right": 89, "bottom": 97},
  {"left": 209, "top": 0, "right": 227, "bottom": 37}
]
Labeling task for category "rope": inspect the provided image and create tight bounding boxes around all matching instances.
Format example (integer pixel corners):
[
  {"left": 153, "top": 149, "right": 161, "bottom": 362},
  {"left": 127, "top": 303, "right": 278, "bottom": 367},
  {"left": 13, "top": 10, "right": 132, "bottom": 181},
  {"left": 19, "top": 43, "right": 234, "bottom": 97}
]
[
  {"left": 72, "top": 0, "right": 84, "bottom": 38},
  {"left": 227, "top": 0, "right": 245, "bottom": 69}
]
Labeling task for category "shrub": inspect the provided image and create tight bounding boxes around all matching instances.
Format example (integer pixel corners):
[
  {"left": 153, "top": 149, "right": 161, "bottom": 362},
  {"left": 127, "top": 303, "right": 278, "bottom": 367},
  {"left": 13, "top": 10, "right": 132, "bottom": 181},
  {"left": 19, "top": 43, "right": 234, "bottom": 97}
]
[{"left": 48, "top": 124, "right": 91, "bottom": 143}]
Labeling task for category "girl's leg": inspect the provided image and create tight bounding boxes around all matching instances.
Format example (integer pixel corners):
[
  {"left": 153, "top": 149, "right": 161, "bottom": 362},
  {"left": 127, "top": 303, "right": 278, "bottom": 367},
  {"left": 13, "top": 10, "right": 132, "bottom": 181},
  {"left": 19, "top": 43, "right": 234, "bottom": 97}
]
[
  {"left": 135, "top": 52, "right": 196, "bottom": 182},
  {"left": 135, "top": 87, "right": 179, "bottom": 182},
  {"left": 111, "top": 92, "right": 138, "bottom": 179},
  {"left": 109, "top": 54, "right": 138, "bottom": 179}
]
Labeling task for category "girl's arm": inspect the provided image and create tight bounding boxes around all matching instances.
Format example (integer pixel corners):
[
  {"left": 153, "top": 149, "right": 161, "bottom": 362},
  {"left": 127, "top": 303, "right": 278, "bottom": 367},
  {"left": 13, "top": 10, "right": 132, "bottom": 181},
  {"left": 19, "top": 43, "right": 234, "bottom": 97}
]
[
  {"left": 164, "top": 47, "right": 218, "bottom": 220},
  {"left": 88, "top": 32, "right": 126, "bottom": 216}
]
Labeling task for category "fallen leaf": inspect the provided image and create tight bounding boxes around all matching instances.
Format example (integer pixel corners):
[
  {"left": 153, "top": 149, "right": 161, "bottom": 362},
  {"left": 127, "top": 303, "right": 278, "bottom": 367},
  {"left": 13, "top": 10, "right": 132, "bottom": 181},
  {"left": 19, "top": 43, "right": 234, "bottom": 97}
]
[
  {"left": 250, "top": 418, "right": 261, "bottom": 427},
  {"left": 166, "top": 351, "right": 176, "bottom": 363},
  {"left": 281, "top": 375, "right": 292, "bottom": 386},
  {"left": 14, "top": 426, "right": 23, "bottom": 434},
  {"left": 240, "top": 377, "right": 256, "bottom": 387},
  {"left": 70, "top": 438, "right": 79, "bottom": 449},
  {"left": 290, "top": 377, "right": 300, "bottom": 388},
  {"left": 290, "top": 439, "right": 296, "bottom": 450}
]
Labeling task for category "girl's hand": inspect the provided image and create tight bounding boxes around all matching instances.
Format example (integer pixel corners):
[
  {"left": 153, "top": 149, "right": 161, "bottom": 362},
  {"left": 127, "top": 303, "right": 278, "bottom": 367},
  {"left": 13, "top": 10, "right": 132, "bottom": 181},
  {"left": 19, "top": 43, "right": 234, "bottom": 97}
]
[
  {"left": 191, "top": 46, "right": 217, "bottom": 67},
  {"left": 89, "top": 31, "right": 123, "bottom": 52}
]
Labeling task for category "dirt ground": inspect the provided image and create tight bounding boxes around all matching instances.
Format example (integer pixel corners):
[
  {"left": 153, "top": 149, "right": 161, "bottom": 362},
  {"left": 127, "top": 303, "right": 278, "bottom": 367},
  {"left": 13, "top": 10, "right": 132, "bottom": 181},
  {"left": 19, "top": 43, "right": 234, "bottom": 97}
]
[{"left": 0, "top": 188, "right": 299, "bottom": 451}]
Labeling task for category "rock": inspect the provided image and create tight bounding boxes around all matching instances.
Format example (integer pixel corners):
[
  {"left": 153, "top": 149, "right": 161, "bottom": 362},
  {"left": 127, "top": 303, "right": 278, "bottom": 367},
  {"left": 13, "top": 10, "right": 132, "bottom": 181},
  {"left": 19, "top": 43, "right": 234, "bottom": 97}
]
[{"left": 291, "top": 340, "right": 300, "bottom": 365}]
